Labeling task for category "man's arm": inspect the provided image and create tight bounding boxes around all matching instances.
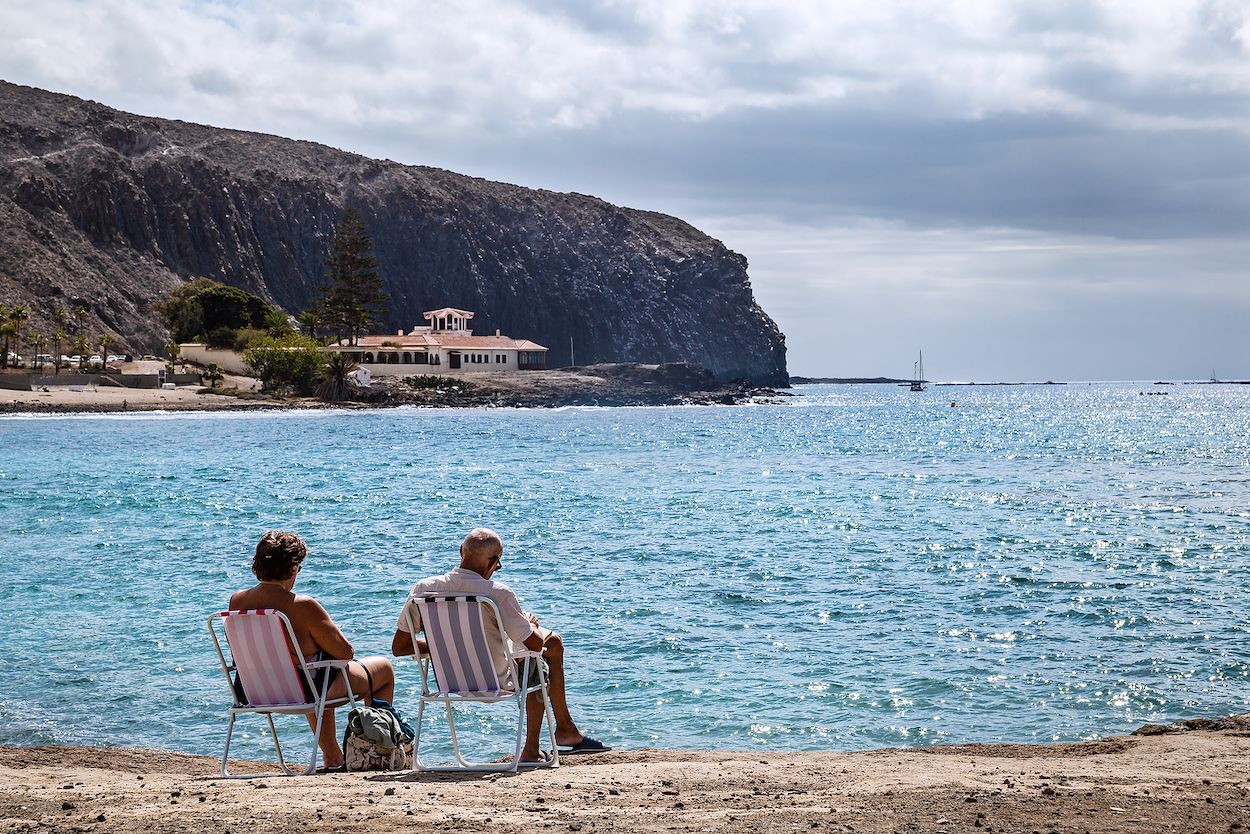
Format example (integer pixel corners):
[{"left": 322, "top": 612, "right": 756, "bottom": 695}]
[{"left": 391, "top": 628, "right": 429, "bottom": 657}]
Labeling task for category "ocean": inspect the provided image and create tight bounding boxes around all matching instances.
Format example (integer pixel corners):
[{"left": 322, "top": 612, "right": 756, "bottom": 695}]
[{"left": 1, "top": 382, "right": 1247, "bottom": 762}]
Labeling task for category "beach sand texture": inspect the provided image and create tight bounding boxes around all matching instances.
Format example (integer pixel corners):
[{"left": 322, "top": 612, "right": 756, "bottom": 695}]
[{"left": 3, "top": 718, "right": 1248, "bottom": 834}]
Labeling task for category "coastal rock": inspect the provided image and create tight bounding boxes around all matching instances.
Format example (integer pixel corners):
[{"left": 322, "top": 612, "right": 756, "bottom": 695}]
[{"left": 0, "top": 82, "right": 787, "bottom": 385}]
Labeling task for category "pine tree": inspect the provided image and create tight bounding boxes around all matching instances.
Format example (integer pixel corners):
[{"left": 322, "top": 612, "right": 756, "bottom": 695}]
[{"left": 317, "top": 208, "right": 387, "bottom": 346}]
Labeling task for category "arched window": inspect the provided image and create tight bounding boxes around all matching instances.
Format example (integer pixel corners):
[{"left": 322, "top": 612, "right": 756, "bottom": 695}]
[
  {"left": 402, "top": 352, "right": 412, "bottom": 363},
  {"left": 363, "top": 352, "right": 374, "bottom": 363}
]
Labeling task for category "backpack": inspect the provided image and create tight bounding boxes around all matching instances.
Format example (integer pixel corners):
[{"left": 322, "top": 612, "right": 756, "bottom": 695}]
[{"left": 342, "top": 664, "right": 415, "bottom": 771}]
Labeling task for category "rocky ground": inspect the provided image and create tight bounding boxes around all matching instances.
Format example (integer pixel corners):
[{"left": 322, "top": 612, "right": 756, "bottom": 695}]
[
  {"left": 2, "top": 717, "right": 1248, "bottom": 834},
  {"left": 0, "top": 363, "right": 784, "bottom": 413}
]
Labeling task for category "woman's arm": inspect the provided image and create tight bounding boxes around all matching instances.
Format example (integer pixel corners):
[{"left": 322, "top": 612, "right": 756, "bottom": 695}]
[{"left": 301, "top": 598, "right": 354, "bottom": 659}]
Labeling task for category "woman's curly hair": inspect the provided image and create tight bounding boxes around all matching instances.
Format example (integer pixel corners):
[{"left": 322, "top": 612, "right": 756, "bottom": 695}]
[{"left": 252, "top": 530, "right": 307, "bottom": 582}]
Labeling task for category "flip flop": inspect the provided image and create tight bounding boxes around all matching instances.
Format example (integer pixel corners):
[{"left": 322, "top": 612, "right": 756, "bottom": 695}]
[
  {"left": 517, "top": 750, "right": 556, "bottom": 768},
  {"left": 559, "top": 735, "right": 611, "bottom": 755}
]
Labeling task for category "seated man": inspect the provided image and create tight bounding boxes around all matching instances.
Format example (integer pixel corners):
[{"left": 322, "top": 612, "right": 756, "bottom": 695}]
[{"left": 391, "top": 527, "right": 609, "bottom": 763}]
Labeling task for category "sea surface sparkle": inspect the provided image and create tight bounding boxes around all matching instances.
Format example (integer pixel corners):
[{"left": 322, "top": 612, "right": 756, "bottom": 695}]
[{"left": 1, "top": 382, "right": 1248, "bottom": 760}]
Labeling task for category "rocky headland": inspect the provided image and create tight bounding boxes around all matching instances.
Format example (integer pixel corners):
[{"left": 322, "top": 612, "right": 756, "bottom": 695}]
[{"left": 0, "top": 81, "right": 787, "bottom": 385}]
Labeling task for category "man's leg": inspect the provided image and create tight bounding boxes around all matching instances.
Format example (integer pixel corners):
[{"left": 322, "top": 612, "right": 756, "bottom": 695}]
[{"left": 520, "top": 630, "right": 583, "bottom": 761}]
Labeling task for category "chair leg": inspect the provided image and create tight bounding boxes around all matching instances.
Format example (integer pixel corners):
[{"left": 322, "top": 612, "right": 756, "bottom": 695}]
[
  {"left": 541, "top": 686, "right": 561, "bottom": 769},
  {"left": 220, "top": 714, "right": 237, "bottom": 777},
  {"left": 510, "top": 692, "right": 525, "bottom": 773},
  {"left": 302, "top": 704, "right": 325, "bottom": 776},
  {"left": 413, "top": 697, "right": 428, "bottom": 770},
  {"left": 265, "top": 713, "right": 297, "bottom": 776},
  {"left": 445, "top": 702, "right": 469, "bottom": 766}
]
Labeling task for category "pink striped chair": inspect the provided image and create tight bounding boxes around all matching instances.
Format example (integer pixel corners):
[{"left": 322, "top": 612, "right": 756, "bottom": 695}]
[
  {"left": 208, "top": 609, "right": 359, "bottom": 777},
  {"left": 402, "top": 594, "right": 559, "bottom": 772}
]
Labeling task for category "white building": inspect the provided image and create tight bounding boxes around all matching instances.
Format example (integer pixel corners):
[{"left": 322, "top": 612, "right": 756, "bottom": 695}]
[{"left": 326, "top": 307, "right": 548, "bottom": 375}]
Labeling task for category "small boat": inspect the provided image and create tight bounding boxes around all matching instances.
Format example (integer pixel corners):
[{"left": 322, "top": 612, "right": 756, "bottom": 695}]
[{"left": 910, "top": 351, "right": 926, "bottom": 391}]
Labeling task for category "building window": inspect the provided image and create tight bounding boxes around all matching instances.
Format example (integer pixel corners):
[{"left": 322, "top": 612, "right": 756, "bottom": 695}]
[{"left": 363, "top": 352, "right": 374, "bottom": 363}]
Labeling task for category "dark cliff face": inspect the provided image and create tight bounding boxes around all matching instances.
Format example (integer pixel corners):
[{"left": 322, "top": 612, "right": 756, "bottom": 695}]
[{"left": 0, "top": 82, "right": 787, "bottom": 384}]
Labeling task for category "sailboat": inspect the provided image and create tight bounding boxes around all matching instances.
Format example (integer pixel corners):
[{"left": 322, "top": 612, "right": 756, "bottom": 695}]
[{"left": 910, "top": 351, "right": 926, "bottom": 391}]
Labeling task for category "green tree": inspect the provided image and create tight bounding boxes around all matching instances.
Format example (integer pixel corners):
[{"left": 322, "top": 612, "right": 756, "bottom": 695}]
[
  {"left": 9, "top": 306, "right": 29, "bottom": 366},
  {"left": 0, "top": 321, "right": 16, "bottom": 370},
  {"left": 98, "top": 334, "right": 115, "bottom": 363},
  {"left": 157, "top": 278, "right": 289, "bottom": 344},
  {"left": 317, "top": 208, "right": 387, "bottom": 346},
  {"left": 72, "top": 336, "right": 89, "bottom": 371},
  {"left": 298, "top": 308, "right": 323, "bottom": 342},
  {"left": 51, "top": 328, "right": 66, "bottom": 374},
  {"left": 30, "top": 334, "right": 48, "bottom": 372},
  {"left": 72, "top": 304, "right": 89, "bottom": 336},
  {"left": 203, "top": 362, "right": 225, "bottom": 388},
  {"left": 243, "top": 334, "right": 323, "bottom": 394}
]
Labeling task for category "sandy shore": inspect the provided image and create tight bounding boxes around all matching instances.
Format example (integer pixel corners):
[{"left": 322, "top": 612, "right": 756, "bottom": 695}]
[
  {"left": 2, "top": 717, "right": 1248, "bottom": 833},
  {"left": 0, "top": 384, "right": 287, "bottom": 414}
]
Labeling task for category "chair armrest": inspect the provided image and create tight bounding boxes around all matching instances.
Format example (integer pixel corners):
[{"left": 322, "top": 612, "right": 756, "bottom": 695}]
[
  {"left": 306, "top": 659, "right": 354, "bottom": 670},
  {"left": 512, "top": 648, "right": 546, "bottom": 659}
]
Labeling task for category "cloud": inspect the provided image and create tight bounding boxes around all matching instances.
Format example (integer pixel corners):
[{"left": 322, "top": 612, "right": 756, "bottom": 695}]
[{"left": 1, "top": 0, "right": 1247, "bottom": 377}]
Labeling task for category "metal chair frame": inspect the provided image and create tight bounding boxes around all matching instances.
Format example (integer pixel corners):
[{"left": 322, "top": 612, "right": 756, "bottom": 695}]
[
  {"left": 208, "top": 609, "right": 359, "bottom": 778},
  {"left": 403, "top": 594, "right": 560, "bottom": 772}
]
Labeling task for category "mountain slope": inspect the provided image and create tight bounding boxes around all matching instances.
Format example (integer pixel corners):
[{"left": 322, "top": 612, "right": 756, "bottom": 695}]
[{"left": 0, "top": 82, "right": 786, "bottom": 384}]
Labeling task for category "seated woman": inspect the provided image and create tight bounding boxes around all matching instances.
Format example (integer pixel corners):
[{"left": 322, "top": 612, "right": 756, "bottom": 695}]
[{"left": 230, "top": 530, "right": 395, "bottom": 771}]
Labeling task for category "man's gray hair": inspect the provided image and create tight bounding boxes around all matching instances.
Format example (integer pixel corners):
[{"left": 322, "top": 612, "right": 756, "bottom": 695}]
[{"left": 461, "top": 527, "right": 503, "bottom": 560}]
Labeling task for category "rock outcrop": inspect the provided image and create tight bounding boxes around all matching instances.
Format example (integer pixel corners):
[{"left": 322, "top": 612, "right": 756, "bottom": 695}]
[{"left": 0, "top": 82, "right": 787, "bottom": 384}]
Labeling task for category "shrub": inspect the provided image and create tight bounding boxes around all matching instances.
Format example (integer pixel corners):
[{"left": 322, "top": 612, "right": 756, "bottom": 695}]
[
  {"left": 244, "top": 335, "right": 324, "bottom": 394},
  {"left": 205, "top": 326, "right": 238, "bottom": 349},
  {"left": 158, "top": 278, "right": 290, "bottom": 343}
]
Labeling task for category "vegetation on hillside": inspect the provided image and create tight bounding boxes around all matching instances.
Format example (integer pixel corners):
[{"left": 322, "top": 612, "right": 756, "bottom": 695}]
[{"left": 157, "top": 279, "right": 290, "bottom": 346}]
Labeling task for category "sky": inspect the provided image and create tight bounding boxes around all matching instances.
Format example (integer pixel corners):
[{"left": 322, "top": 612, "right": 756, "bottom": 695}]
[{"left": 2, "top": 0, "right": 1248, "bottom": 380}]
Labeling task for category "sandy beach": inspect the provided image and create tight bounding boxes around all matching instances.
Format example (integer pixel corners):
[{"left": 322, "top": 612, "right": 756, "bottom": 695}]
[{"left": 2, "top": 717, "right": 1247, "bottom": 834}]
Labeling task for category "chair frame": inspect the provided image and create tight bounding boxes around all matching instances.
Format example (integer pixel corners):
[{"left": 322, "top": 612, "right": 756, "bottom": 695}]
[
  {"left": 208, "top": 609, "right": 360, "bottom": 778},
  {"left": 403, "top": 593, "right": 560, "bottom": 772}
]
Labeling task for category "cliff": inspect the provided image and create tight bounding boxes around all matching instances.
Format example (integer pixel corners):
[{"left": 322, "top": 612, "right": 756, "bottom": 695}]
[{"left": 0, "top": 82, "right": 786, "bottom": 384}]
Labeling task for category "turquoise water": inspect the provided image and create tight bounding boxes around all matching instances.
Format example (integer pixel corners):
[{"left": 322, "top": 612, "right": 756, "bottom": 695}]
[{"left": 1, "top": 382, "right": 1248, "bottom": 760}]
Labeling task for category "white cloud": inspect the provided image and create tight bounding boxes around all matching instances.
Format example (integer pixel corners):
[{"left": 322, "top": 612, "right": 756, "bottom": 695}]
[
  {"left": 2, "top": 0, "right": 1247, "bottom": 136},
  {"left": 1, "top": 0, "right": 1247, "bottom": 378}
]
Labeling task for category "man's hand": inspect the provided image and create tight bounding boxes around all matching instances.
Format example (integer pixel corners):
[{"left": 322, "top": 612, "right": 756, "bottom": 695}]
[{"left": 527, "top": 612, "right": 540, "bottom": 628}]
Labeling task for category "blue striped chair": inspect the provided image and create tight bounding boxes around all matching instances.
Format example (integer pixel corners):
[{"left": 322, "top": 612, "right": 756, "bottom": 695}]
[{"left": 401, "top": 594, "right": 560, "bottom": 771}]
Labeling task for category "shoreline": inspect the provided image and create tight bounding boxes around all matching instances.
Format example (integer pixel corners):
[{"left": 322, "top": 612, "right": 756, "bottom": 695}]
[
  {"left": 2, "top": 716, "right": 1248, "bottom": 833},
  {"left": 0, "top": 363, "right": 783, "bottom": 415}
]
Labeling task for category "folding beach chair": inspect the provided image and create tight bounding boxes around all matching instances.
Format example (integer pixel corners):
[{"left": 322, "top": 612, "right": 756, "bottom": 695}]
[
  {"left": 403, "top": 594, "right": 560, "bottom": 772},
  {"left": 208, "top": 608, "right": 359, "bottom": 777}
]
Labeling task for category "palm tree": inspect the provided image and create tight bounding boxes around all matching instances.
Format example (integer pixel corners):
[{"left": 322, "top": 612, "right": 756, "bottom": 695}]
[
  {"left": 99, "top": 334, "right": 116, "bottom": 365},
  {"left": 52, "top": 328, "right": 66, "bottom": 374},
  {"left": 30, "top": 333, "right": 48, "bottom": 372},
  {"left": 72, "top": 304, "right": 89, "bottom": 336},
  {"left": 72, "top": 336, "right": 89, "bottom": 371},
  {"left": 9, "top": 305, "right": 28, "bottom": 366},
  {"left": 316, "top": 352, "right": 360, "bottom": 402},
  {"left": 0, "top": 321, "right": 16, "bottom": 369},
  {"left": 298, "top": 309, "right": 322, "bottom": 341}
]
